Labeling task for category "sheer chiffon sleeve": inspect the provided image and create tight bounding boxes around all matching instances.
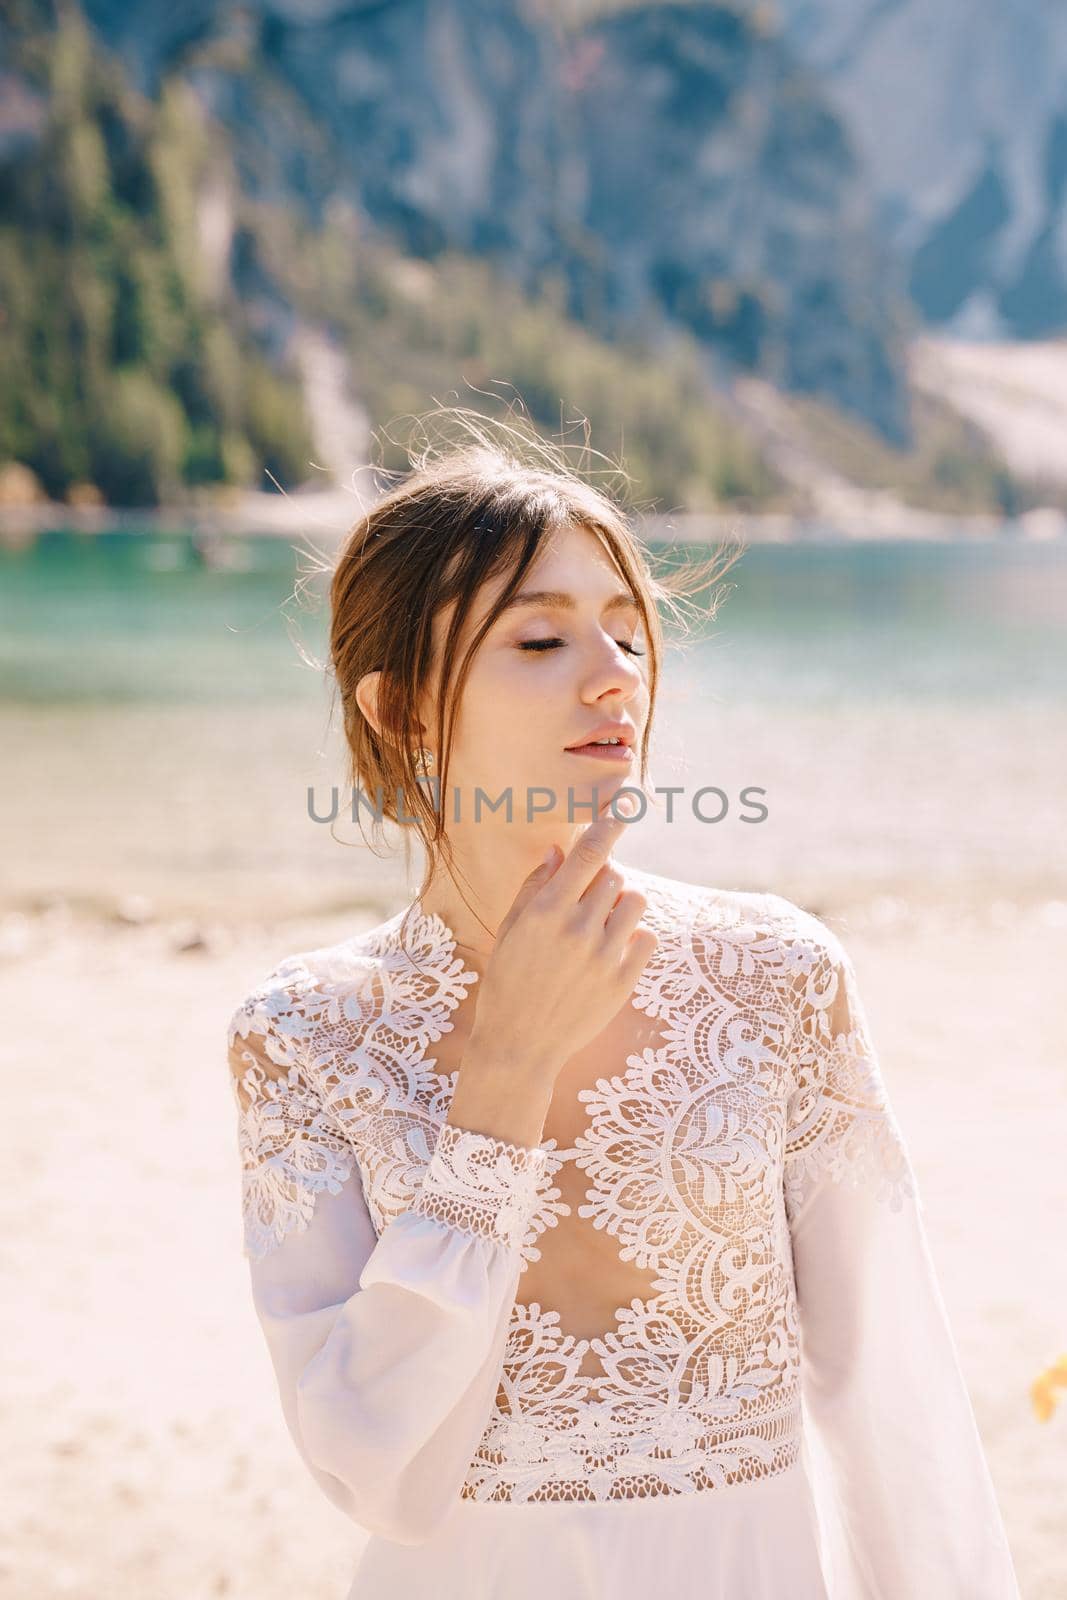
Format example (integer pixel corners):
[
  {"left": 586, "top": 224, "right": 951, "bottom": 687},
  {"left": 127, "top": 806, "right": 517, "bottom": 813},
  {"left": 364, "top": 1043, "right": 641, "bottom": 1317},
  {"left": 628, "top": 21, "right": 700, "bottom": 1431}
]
[
  {"left": 226, "top": 986, "right": 550, "bottom": 1546},
  {"left": 783, "top": 922, "right": 1021, "bottom": 1599}
]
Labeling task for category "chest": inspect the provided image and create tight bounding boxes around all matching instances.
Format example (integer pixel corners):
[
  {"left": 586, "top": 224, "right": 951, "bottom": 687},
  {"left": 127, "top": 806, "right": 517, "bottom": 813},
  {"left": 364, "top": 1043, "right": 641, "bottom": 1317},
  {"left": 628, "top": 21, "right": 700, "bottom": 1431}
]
[
  {"left": 319, "top": 898, "right": 806, "bottom": 1425},
  {"left": 424, "top": 984, "right": 669, "bottom": 1152},
  {"left": 333, "top": 955, "right": 793, "bottom": 1270}
]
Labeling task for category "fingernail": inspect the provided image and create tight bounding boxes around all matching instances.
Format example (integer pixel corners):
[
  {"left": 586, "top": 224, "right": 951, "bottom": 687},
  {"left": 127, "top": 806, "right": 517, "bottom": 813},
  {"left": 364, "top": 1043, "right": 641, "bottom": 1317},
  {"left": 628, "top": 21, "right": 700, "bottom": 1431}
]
[{"left": 617, "top": 793, "right": 638, "bottom": 818}]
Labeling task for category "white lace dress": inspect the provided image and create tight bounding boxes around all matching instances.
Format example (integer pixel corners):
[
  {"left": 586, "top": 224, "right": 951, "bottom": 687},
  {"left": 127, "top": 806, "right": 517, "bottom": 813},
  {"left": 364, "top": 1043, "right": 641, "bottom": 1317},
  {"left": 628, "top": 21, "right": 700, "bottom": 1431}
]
[{"left": 226, "top": 868, "right": 1021, "bottom": 1599}]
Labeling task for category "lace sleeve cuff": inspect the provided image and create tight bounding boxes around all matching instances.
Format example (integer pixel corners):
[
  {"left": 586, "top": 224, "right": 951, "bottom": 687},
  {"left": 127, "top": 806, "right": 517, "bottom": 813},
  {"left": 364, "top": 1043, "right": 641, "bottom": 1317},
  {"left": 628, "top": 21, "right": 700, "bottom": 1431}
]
[{"left": 409, "top": 1121, "right": 565, "bottom": 1259}]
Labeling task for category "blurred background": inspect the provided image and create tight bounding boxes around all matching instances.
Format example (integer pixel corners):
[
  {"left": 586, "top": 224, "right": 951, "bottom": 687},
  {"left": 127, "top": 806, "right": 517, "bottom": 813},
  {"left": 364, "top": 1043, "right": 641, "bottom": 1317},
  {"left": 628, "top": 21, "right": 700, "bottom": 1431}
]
[{"left": 1, "top": 1, "right": 1065, "bottom": 1596}]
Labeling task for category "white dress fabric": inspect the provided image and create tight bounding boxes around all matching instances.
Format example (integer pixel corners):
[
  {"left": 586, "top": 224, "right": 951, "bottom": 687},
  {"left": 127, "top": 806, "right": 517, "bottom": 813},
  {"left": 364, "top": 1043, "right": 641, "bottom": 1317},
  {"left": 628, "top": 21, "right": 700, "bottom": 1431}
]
[{"left": 225, "top": 867, "right": 1021, "bottom": 1599}]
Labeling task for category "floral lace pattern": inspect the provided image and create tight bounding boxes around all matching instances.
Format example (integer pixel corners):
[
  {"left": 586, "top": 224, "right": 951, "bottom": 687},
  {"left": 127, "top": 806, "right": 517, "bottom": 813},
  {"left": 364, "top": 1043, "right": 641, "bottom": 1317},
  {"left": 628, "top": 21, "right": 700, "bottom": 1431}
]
[
  {"left": 411, "top": 1121, "right": 566, "bottom": 1253},
  {"left": 784, "top": 937, "right": 916, "bottom": 1218},
  {"left": 229, "top": 988, "right": 356, "bottom": 1263},
  {"left": 227, "top": 868, "right": 914, "bottom": 1503},
  {"left": 226, "top": 908, "right": 569, "bottom": 1268}
]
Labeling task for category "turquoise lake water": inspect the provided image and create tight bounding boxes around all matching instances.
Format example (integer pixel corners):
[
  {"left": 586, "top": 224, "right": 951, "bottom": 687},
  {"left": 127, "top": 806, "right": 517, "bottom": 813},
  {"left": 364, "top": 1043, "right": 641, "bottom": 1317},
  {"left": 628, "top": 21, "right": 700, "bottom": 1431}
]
[
  {"left": 1, "top": 530, "right": 1065, "bottom": 706},
  {"left": 3, "top": 530, "right": 1065, "bottom": 919}
]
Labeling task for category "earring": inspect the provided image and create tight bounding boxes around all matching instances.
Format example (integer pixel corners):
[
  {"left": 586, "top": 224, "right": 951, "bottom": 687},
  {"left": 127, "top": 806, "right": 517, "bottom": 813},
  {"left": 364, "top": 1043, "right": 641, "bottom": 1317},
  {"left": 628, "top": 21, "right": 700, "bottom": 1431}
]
[{"left": 412, "top": 746, "right": 435, "bottom": 775}]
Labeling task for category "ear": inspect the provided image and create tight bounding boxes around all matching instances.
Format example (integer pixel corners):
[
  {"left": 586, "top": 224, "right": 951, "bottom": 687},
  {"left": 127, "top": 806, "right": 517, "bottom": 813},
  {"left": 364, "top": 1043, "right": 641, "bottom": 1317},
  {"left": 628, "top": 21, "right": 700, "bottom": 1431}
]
[
  {"left": 356, "top": 669, "right": 430, "bottom": 753},
  {"left": 354, "top": 669, "right": 384, "bottom": 738}
]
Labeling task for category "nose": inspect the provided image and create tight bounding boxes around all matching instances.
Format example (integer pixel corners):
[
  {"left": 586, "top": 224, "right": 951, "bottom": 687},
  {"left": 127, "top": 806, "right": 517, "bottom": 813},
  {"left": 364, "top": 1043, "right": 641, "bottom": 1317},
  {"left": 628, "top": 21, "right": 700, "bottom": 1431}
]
[{"left": 580, "top": 635, "right": 645, "bottom": 708}]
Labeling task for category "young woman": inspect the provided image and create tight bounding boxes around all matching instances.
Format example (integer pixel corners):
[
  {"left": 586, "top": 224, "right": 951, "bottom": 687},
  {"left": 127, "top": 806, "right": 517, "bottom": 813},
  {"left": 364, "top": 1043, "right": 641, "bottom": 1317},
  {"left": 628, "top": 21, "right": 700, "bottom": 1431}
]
[{"left": 227, "top": 423, "right": 1021, "bottom": 1598}]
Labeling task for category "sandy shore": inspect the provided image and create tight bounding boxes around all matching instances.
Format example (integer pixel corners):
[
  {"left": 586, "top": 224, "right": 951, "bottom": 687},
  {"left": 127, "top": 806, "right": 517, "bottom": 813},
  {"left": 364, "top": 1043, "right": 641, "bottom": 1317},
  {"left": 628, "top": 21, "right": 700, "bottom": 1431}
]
[{"left": 2, "top": 892, "right": 1065, "bottom": 1598}]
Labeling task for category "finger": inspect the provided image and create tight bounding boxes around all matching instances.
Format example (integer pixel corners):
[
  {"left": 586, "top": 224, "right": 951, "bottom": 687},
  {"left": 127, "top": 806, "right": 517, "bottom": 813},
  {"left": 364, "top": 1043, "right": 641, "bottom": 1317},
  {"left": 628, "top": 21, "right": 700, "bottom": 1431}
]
[
  {"left": 497, "top": 844, "right": 562, "bottom": 939},
  {"left": 577, "top": 861, "right": 624, "bottom": 921},
  {"left": 617, "top": 925, "right": 658, "bottom": 986},
  {"left": 601, "top": 888, "right": 648, "bottom": 951},
  {"left": 554, "top": 792, "right": 640, "bottom": 901}
]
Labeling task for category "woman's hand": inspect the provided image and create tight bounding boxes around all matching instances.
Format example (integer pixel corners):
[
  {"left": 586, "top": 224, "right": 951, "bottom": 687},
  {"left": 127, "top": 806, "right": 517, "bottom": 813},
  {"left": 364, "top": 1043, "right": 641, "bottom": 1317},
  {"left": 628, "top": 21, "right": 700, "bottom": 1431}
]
[
  {"left": 475, "top": 793, "right": 655, "bottom": 1073},
  {"left": 447, "top": 796, "right": 657, "bottom": 1147}
]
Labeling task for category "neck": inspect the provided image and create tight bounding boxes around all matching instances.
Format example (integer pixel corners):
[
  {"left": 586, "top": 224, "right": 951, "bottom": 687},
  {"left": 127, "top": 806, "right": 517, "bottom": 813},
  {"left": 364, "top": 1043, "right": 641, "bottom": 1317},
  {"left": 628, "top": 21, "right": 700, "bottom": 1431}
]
[{"left": 415, "top": 834, "right": 572, "bottom": 960}]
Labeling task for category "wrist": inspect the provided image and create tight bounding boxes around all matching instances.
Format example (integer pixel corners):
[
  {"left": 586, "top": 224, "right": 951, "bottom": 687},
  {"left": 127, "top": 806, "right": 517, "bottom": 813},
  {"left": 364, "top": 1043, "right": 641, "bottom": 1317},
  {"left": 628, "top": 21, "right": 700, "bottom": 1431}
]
[
  {"left": 448, "top": 1038, "right": 557, "bottom": 1150},
  {"left": 465, "top": 1029, "right": 562, "bottom": 1086}
]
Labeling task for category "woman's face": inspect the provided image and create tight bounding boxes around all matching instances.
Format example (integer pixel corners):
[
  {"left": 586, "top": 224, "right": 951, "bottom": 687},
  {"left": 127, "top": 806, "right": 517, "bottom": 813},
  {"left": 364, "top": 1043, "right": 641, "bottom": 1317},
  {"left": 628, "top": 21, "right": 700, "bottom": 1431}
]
[{"left": 423, "top": 521, "right": 650, "bottom": 835}]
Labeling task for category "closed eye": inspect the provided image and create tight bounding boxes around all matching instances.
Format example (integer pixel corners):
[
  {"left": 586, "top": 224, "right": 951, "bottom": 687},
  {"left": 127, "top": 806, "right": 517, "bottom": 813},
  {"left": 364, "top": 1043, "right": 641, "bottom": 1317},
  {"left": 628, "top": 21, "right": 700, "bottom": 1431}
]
[{"left": 518, "top": 638, "right": 646, "bottom": 657}]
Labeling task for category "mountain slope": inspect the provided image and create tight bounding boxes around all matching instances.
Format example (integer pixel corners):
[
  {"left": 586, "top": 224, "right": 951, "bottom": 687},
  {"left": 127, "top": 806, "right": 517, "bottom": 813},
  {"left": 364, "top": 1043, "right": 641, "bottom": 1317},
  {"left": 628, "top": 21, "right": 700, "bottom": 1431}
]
[
  {"left": 75, "top": 0, "right": 913, "bottom": 436},
  {"left": 766, "top": 0, "right": 1067, "bottom": 339}
]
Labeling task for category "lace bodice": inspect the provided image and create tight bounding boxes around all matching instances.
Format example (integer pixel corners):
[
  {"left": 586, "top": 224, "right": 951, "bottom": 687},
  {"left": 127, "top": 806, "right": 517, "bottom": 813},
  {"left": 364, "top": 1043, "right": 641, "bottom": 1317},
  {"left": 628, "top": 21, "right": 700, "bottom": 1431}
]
[{"left": 227, "top": 868, "right": 915, "bottom": 1506}]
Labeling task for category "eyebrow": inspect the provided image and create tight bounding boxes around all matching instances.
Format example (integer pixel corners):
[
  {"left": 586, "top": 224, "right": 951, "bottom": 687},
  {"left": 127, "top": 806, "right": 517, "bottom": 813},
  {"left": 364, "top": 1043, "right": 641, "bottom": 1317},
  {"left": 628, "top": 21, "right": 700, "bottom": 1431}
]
[{"left": 498, "top": 588, "right": 640, "bottom": 616}]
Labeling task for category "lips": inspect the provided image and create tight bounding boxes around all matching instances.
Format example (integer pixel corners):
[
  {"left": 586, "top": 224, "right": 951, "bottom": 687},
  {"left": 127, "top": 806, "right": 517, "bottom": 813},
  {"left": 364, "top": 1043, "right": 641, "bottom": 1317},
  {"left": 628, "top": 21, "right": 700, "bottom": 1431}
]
[
  {"left": 563, "top": 728, "right": 635, "bottom": 765},
  {"left": 564, "top": 724, "right": 635, "bottom": 751},
  {"left": 565, "top": 741, "right": 633, "bottom": 759}
]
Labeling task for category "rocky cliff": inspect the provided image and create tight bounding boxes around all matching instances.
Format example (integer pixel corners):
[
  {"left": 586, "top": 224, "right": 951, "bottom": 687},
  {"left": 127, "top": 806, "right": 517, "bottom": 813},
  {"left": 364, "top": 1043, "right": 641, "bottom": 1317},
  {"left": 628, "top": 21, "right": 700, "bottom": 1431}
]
[
  {"left": 765, "top": 0, "right": 1067, "bottom": 339},
  {"left": 69, "top": 0, "right": 912, "bottom": 438}
]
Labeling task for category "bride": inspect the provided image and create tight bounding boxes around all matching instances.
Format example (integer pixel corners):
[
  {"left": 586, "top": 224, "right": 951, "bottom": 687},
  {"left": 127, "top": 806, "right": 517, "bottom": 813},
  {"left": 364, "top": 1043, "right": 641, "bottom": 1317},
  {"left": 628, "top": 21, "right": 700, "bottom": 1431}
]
[{"left": 227, "top": 414, "right": 1021, "bottom": 1598}]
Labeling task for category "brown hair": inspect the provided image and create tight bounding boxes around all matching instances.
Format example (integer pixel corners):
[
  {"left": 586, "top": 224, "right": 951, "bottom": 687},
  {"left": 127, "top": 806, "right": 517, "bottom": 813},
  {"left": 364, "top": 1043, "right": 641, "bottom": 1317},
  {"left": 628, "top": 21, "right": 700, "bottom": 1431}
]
[{"left": 323, "top": 406, "right": 741, "bottom": 948}]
